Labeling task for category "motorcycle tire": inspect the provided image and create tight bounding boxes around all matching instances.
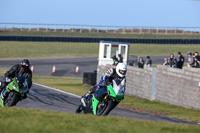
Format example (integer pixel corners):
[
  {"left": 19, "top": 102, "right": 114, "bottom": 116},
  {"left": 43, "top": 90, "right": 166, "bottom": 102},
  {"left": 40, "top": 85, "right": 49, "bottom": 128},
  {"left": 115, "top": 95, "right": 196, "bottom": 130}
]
[
  {"left": 4, "top": 91, "right": 19, "bottom": 107},
  {"left": 96, "top": 99, "right": 113, "bottom": 116},
  {"left": 75, "top": 105, "right": 83, "bottom": 113}
]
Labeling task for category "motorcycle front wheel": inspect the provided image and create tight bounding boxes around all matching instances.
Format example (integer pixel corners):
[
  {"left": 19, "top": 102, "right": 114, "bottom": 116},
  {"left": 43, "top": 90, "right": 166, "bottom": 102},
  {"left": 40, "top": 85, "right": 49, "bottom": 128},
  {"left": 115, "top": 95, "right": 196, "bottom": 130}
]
[
  {"left": 96, "top": 99, "right": 113, "bottom": 116},
  {"left": 4, "top": 91, "right": 19, "bottom": 106}
]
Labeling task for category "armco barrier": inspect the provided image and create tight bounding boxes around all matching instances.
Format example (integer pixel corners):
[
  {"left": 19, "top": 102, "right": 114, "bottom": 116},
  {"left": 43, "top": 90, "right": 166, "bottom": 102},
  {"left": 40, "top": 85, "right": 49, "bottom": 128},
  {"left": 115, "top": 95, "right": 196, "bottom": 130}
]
[
  {"left": 0, "top": 35, "right": 200, "bottom": 44},
  {"left": 97, "top": 65, "right": 200, "bottom": 110}
]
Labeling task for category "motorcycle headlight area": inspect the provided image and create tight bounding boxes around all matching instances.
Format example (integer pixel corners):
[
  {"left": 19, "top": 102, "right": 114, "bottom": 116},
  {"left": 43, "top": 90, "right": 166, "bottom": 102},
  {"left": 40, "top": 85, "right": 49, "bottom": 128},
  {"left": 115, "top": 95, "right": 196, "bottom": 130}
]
[{"left": 13, "top": 84, "right": 19, "bottom": 90}]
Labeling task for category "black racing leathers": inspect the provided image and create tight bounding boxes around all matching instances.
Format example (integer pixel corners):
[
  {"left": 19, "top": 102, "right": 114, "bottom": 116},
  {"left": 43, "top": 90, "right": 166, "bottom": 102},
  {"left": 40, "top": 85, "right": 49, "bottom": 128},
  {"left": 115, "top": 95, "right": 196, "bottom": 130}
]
[{"left": 4, "top": 64, "right": 32, "bottom": 89}]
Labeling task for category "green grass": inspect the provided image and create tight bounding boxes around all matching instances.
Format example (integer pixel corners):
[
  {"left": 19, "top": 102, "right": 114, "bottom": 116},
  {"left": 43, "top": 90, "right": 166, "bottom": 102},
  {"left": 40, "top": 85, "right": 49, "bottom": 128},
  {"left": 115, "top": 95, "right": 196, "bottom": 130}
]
[
  {"left": 1, "top": 41, "right": 200, "bottom": 59},
  {"left": 0, "top": 107, "right": 199, "bottom": 133},
  {"left": 1, "top": 31, "right": 200, "bottom": 38},
  {"left": 32, "top": 75, "right": 200, "bottom": 123}
]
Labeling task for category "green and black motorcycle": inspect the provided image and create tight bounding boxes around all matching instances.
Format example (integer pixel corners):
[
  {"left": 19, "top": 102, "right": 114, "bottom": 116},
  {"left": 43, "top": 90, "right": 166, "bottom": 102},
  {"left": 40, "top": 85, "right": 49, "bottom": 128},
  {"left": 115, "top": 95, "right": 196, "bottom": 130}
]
[
  {"left": 76, "top": 78, "right": 125, "bottom": 115},
  {"left": 0, "top": 77, "right": 29, "bottom": 107}
]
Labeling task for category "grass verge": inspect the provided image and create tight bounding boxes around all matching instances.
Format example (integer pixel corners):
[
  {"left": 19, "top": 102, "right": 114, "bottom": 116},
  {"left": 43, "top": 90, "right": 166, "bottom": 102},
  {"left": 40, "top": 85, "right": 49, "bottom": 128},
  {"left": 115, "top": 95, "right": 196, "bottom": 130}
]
[
  {"left": 1, "top": 107, "right": 200, "bottom": 133},
  {"left": 1, "top": 41, "right": 200, "bottom": 59}
]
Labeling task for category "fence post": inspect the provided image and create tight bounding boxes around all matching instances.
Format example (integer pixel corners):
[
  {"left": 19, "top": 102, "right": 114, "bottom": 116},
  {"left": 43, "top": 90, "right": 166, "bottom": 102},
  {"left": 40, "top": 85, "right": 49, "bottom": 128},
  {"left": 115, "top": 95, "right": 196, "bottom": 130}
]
[
  {"left": 131, "top": 27, "right": 133, "bottom": 34},
  {"left": 123, "top": 27, "right": 125, "bottom": 34},
  {"left": 29, "top": 24, "right": 31, "bottom": 32},
  {"left": 12, "top": 24, "right": 14, "bottom": 31},
  {"left": 4, "top": 23, "right": 6, "bottom": 30},
  {"left": 165, "top": 27, "right": 168, "bottom": 34},
  {"left": 21, "top": 24, "right": 23, "bottom": 31},
  {"left": 148, "top": 27, "right": 151, "bottom": 34},
  {"left": 156, "top": 27, "right": 158, "bottom": 34},
  {"left": 174, "top": 27, "right": 177, "bottom": 34},
  {"left": 80, "top": 25, "right": 82, "bottom": 33},
  {"left": 106, "top": 26, "right": 108, "bottom": 33},
  {"left": 71, "top": 25, "right": 74, "bottom": 32},
  {"left": 54, "top": 25, "right": 56, "bottom": 32},
  {"left": 37, "top": 24, "right": 40, "bottom": 32},
  {"left": 182, "top": 27, "right": 185, "bottom": 34},
  {"left": 89, "top": 25, "right": 91, "bottom": 33},
  {"left": 97, "top": 26, "right": 99, "bottom": 33},
  {"left": 140, "top": 27, "right": 142, "bottom": 34},
  {"left": 63, "top": 25, "right": 65, "bottom": 32},
  {"left": 151, "top": 69, "right": 157, "bottom": 100},
  {"left": 191, "top": 27, "right": 193, "bottom": 34},
  {"left": 46, "top": 24, "right": 48, "bottom": 32}
]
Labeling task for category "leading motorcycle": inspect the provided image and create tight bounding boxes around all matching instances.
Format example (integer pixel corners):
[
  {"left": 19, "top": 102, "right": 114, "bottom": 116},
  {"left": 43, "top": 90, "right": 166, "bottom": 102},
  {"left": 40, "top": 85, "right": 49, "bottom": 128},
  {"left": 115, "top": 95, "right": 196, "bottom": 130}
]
[{"left": 76, "top": 78, "right": 125, "bottom": 115}]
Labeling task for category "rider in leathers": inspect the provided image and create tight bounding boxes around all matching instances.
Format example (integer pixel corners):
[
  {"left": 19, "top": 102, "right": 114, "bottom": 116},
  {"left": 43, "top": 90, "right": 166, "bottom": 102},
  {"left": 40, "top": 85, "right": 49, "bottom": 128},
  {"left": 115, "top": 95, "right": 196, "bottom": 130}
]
[
  {"left": 0, "top": 59, "right": 32, "bottom": 100},
  {"left": 81, "top": 63, "right": 127, "bottom": 107}
]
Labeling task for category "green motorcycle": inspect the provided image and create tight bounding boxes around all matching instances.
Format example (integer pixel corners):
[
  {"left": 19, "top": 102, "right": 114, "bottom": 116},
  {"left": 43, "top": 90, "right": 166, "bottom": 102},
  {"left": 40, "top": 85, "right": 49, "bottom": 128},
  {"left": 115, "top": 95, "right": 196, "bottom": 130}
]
[
  {"left": 0, "top": 77, "right": 29, "bottom": 107},
  {"left": 76, "top": 78, "right": 125, "bottom": 115}
]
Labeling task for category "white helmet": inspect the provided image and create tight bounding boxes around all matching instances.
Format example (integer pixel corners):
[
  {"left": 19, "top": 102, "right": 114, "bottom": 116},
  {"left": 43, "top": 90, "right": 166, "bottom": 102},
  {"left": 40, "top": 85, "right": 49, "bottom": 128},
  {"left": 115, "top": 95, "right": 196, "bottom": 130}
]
[{"left": 116, "top": 63, "right": 127, "bottom": 78}]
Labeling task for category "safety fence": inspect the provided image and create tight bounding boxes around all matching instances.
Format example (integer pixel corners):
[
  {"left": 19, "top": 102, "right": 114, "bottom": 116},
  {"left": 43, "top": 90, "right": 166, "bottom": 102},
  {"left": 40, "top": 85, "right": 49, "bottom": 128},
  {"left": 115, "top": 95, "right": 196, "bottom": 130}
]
[
  {"left": 1, "top": 23, "right": 200, "bottom": 35},
  {"left": 0, "top": 35, "right": 200, "bottom": 44}
]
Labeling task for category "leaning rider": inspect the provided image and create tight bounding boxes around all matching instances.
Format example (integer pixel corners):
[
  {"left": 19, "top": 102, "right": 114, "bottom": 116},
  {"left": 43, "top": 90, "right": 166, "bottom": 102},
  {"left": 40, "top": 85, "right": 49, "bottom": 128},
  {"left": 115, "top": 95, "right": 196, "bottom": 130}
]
[
  {"left": 81, "top": 63, "right": 127, "bottom": 107},
  {"left": 0, "top": 59, "right": 32, "bottom": 100}
]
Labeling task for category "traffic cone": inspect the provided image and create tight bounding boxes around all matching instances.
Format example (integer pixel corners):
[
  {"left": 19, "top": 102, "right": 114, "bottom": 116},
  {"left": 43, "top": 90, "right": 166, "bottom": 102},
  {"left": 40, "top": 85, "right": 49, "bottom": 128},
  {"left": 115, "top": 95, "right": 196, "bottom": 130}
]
[
  {"left": 31, "top": 65, "right": 34, "bottom": 73},
  {"left": 76, "top": 65, "right": 79, "bottom": 73},
  {"left": 52, "top": 65, "right": 56, "bottom": 73}
]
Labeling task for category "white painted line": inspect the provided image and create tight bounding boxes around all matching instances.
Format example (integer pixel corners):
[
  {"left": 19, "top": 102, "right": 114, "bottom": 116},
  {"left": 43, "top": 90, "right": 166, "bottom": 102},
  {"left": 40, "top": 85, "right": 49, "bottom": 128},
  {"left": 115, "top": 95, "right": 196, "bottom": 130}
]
[{"left": 33, "top": 82, "right": 81, "bottom": 98}]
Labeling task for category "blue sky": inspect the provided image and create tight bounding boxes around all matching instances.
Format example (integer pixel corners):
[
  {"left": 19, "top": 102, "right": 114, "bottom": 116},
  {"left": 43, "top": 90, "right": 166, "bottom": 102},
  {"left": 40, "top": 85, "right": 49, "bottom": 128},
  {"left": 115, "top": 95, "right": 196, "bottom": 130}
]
[{"left": 0, "top": 0, "right": 200, "bottom": 27}]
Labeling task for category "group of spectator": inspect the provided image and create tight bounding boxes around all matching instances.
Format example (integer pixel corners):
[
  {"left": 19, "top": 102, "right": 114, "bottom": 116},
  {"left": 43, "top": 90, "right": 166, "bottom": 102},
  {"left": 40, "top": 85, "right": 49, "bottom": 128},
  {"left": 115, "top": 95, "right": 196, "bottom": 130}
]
[
  {"left": 112, "top": 54, "right": 123, "bottom": 65},
  {"left": 162, "top": 51, "right": 200, "bottom": 69},
  {"left": 138, "top": 56, "right": 152, "bottom": 68}
]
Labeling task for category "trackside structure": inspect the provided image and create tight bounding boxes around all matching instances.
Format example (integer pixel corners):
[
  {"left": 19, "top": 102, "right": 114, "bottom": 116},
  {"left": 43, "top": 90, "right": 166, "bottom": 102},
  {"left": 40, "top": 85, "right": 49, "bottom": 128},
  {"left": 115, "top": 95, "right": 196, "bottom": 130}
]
[{"left": 98, "top": 41, "right": 130, "bottom": 66}]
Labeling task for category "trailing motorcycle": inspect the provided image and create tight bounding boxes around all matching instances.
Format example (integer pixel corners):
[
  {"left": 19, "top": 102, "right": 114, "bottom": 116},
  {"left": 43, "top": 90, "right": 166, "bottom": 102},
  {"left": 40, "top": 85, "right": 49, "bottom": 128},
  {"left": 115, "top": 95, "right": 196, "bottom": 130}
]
[
  {"left": 76, "top": 78, "right": 125, "bottom": 115},
  {"left": 0, "top": 77, "right": 29, "bottom": 107}
]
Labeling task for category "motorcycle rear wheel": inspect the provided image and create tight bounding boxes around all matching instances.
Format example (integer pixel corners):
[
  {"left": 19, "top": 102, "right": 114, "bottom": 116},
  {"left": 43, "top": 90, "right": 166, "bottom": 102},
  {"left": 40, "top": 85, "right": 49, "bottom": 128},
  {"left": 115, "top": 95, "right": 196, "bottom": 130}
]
[{"left": 4, "top": 91, "right": 19, "bottom": 106}]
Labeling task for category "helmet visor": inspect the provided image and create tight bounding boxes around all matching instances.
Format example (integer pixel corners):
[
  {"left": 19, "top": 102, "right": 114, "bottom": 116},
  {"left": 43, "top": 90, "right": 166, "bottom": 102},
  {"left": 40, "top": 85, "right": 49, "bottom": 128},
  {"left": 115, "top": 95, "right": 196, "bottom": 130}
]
[{"left": 119, "top": 70, "right": 126, "bottom": 76}]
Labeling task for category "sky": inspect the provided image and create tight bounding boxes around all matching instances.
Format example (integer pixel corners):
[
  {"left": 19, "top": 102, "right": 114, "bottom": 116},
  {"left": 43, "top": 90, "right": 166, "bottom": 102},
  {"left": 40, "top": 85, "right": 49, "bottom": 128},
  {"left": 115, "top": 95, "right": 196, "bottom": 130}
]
[{"left": 0, "top": 0, "right": 200, "bottom": 27}]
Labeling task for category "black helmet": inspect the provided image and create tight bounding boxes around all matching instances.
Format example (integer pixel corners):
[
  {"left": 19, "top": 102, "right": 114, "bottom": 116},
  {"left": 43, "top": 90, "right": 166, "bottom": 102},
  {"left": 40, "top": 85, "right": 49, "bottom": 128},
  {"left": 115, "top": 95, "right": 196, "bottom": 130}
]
[{"left": 21, "top": 59, "right": 31, "bottom": 71}]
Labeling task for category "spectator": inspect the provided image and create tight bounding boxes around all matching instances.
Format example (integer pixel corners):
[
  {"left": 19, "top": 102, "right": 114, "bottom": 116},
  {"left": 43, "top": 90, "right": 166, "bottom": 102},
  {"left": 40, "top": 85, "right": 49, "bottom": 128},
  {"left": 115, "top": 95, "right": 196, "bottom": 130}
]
[
  {"left": 118, "top": 54, "right": 123, "bottom": 63},
  {"left": 138, "top": 57, "right": 144, "bottom": 68},
  {"left": 177, "top": 52, "right": 185, "bottom": 69},
  {"left": 168, "top": 53, "right": 177, "bottom": 68},
  {"left": 112, "top": 55, "right": 118, "bottom": 66},
  {"left": 193, "top": 53, "right": 200, "bottom": 68},
  {"left": 162, "top": 58, "right": 169, "bottom": 66},
  {"left": 145, "top": 56, "right": 152, "bottom": 67},
  {"left": 187, "top": 51, "right": 194, "bottom": 67}
]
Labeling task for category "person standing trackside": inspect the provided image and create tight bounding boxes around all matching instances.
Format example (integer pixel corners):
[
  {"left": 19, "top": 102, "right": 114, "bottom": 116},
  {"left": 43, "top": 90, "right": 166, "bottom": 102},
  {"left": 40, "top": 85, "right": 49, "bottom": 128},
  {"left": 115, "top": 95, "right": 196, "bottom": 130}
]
[
  {"left": 138, "top": 57, "right": 144, "bottom": 68},
  {"left": 177, "top": 52, "right": 185, "bottom": 69},
  {"left": 168, "top": 53, "right": 177, "bottom": 68},
  {"left": 187, "top": 51, "right": 194, "bottom": 67},
  {"left": 145, "top": 56, "right": 152, "bottom": 67}
]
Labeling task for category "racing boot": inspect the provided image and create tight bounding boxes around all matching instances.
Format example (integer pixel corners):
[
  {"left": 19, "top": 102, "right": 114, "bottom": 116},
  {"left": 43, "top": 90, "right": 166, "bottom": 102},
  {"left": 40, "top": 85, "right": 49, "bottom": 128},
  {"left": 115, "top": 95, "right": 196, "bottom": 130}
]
[{"left": 81, "top": 91, "right": 91, "bottom": 107}]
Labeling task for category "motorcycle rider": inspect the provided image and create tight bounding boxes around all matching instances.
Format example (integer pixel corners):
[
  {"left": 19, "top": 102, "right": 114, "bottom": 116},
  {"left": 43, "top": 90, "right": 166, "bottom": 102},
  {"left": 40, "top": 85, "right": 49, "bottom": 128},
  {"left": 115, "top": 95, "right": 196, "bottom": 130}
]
[
  {"left": 0, "top": 59, "right": 32, "bottom": 100},
  {"left": 80, "top": 63, "right": 127, "bottom": 107}
]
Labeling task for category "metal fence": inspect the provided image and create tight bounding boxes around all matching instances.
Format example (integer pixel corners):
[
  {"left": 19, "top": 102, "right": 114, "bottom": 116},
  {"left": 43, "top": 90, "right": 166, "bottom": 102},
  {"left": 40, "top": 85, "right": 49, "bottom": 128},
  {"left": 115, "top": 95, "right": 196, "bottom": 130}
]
[{"left": 0, "top": 23, "right": 200, "bottom": 35}]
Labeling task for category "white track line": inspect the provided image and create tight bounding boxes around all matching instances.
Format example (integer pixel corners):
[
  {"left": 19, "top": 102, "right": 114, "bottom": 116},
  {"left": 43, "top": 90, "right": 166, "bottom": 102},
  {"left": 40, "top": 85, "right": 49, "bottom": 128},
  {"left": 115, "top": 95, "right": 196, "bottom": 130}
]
[{"left": 33, "top": 82, "right": 81, "bottom": 98}]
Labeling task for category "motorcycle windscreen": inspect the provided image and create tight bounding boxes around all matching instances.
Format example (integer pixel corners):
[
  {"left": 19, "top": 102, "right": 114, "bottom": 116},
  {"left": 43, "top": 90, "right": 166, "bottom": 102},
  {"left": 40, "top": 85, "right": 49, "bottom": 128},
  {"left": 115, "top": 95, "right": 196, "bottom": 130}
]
[{"left": 112, "top": 79, "right": 125, "bottom": 95}]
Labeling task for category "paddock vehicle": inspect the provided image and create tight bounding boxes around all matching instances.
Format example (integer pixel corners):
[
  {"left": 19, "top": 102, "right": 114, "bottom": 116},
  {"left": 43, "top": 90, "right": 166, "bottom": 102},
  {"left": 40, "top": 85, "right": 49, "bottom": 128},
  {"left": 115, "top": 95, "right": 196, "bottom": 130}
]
[
  {"left": 0, "top": 77, "right": 29, "bottom": 107},
  {"left": 76, "top": 78, "right": 125, "bottom": 115}
]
